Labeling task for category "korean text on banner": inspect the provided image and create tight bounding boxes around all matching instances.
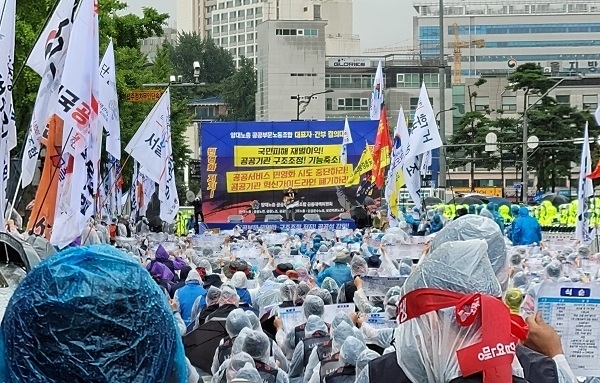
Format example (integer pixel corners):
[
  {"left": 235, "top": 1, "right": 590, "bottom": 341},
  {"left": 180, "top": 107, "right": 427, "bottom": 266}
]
[
  {"left": 22, "top": 0, "right": 78, "bottom": 188},
  {"left": 362, "top": 276, "right": 408, "bottom": 297},
  {"left": 99, "top": 40, "right": 121, "bottom": 159},
  {"left": 234, "top": 145, "right": 342, "bottom": 167},
  {"left": 405, "top": 83, "right": 443, "bottom": 160}
]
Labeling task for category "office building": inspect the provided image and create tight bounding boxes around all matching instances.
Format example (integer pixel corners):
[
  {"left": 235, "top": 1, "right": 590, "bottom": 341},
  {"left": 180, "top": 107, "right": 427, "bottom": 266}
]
[
  {"left": 140, "top": 27, "right": 178, "bottom": 61},
  {"left": 176, "top": 0, "right": 360, "bottom": 66},
  {"left": 413, "top": 0, "right": 600, "bottom": 82},
  {"left": 256, "top": 19, "right": 328, "bottom": 121},
  {"left": 324, "top": 55, "right": 453, "bottom": 128}
]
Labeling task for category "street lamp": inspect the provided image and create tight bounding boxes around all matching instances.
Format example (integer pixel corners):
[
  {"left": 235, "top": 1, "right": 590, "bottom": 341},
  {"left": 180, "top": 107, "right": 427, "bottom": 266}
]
[
  {"left": 291, "top": 89, "right": 334, "bottom": 121},
  {"left": 521, "top": 75, "right": 582, "bottom": 201},
  {"left": 438, "top": 0, "right": 448, "bottom": 189},
  {"left": 435, "top": 106, "right": 457, "bottom": 121}
]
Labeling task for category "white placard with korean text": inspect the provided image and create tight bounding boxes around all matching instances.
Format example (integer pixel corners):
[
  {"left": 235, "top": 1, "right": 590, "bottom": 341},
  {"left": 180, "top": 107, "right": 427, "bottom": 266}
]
[
  {"left": 365, "top": 313, "right": 396, "bottom": 329},
  {"left": 362, "top": 276, "right": 407, "bottom": 297},
  {"left": 323, "top": 303, "right": 355, "bottom": 324},
  {"left": 536, "top": 282, "right": 600, "bottom": 377},
  {"left": 278, "top": 306, "right": 305, "bottom": 333}
]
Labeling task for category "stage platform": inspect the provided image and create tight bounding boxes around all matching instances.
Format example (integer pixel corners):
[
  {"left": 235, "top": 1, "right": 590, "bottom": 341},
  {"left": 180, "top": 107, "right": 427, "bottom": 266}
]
[{"left": 206, "top": 220, "right": 356, "bottom": 231}]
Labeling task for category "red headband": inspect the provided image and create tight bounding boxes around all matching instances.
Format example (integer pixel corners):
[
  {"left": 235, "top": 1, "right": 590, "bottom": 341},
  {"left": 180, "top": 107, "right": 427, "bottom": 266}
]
[{"left": 397, "top": 288, "right": 528, "bottom": 383}]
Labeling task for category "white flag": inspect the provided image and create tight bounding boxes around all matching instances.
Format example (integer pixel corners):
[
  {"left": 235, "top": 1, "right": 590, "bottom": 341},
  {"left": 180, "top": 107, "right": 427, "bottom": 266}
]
[
  {"left": 405, "top": 83, "right": 443, "bottom": 160},
  {"left": 0, "top": 0, "right": 17, "bottom": 230},
  {"left": 340, "top": 117, "right": 353, "bottom": 165},
  {"left": 384, "top": 108, "right": 405, "bottom": 218},
  {"left": 576, "top": 122, "right": 594, "bottom": 243},
  {"left": 399, "top": 109, "right": 422, "bottom": 210},
  {"left": 99, "top": 40, "right": 121, "bottom": 159},
  {"left": 125, "top": 89, "right": 171, "bottom": 183},
  {"left": 420, "top": 150, "right": 432, "bottom": 176},
  {"left": 131, "top": 161, "right": 139, "bottom": 219},
  {"left": 51, "top": 0, "right": 99, "bottom": 247},
  {"left": 56, "top": 0, "right": 97, "bottom": 156},
  {"left": 125, "top": 89, "right": 179, "bottom": 223},
  {"left": 595, "top": 95, "right": 600, "bottom": 126},
  {"left": 369, "top": 61, "right": 384, "bottom": 121},
  {"left": 22, "top": 0, "right": 78, "bottom": 188},
  {"left": 26, "top": 0, "right": 78, "bottom": 76},
  {"left": 140, "top": 169, "right": 156, "bottom": 215}
]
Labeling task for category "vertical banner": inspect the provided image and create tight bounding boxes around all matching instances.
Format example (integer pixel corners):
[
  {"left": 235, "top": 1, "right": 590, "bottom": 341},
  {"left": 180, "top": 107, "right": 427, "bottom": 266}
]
[{"left": 200, "top": 121, "right": 379, "bottom": 223}]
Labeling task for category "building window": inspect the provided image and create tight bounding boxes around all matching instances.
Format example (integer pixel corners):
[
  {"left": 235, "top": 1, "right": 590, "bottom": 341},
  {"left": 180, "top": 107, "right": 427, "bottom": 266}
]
[
  {"left": 247, "top": 33, "right": 254, "bottom": 41},
  {"left": 239, "top": 34, "right": 245, "bottom": 42},
  {"left": 244, "top": 0, "right": 250, "bottom": 4},
  {"left": 226, "top": 1, "right": 233, "bottom": 8},
  {"left": 221, "top": 37, "right": 227, "bottom": 45},
  {"left": 501, "top": 96, "right": 517, "bottom": 112},
  {"left": 325, "top": 74, "right": 376, "bottom": 89},
  {"left": 218, "top": 2, "right": 225, "bottom": 9},
  {"left": 397, "top": 73, "right": 419, "bottom": 88},
  {"left": 556, "top": 95, "right": 571, "bottom": 105},
  {"left": 247, "top": 20, "right": 254, "bottom": 28},
  {"left": 247, "top": 8, "right": 253, "bottom": 16},
  {"left": 230, "top": 11, "right": 236, "bottom": 19},
  {"left": 475, "top": 96, "right": 489, "bottom": 111},
  {"left": 213, "top": 14, "right": 219, "bottom": 22},
  {"left": 474, "top": 179, "right": 503, "bottom": 187},
  {"left": 247, "top": 45, "right": 254, "bottom": 54},
  {"left": 213, "top": 27, "right": 219, "bottom": 34},
  {"left": 337, "top": 98, "right": 369, "bottom": 111},
  {"left": 314, "top": 5, "right": 321, "bottom": 20},
  {"left": 447, "top": 179, "right": 469, "bottom": 187},
  {"left": 326, "top": 98, "right": 333, "bottom": 111},
  {"left": 238, "top": 10, "right": 245, "bottom": 18},
  {"left": 423, "top": 73, "right": 439, "bottom": 88},
  {"left": 230, "top": 35, "right": 236, "bottom": 43},
  {"left": 583, "top": 95, "right": 598, "bottom": 110},
  {"left": 221, "top": 25, "right": 227, "bottom": 33},
  {"left": 221, "top": 13, "right": 228, "bottom": 21},
  {"left": 238, "top": 22, "right": 244, "bottom": 30},
  {"left": 235, "top": 0, "right": 241, "bottom": 5},
  {"left": 196, "top": 106, "right": 216, "bottom": 118},
  {"left": 256, "top": 7, "right": 262, "bottom": 16},
  {"left": 528, "top": 95, "right": 541, "bottom": 107},
  {"left": 230, "top": 24, "right": 236, "bottom": 31}
]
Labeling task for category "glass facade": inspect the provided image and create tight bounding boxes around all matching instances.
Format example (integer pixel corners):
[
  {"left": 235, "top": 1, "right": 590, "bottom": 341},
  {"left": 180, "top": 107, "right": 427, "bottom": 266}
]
[
  {"left": 450, "top": 23, "right": 600, "bottom": 35},
  {"left": 325, "top": 74, "right": 376, "bottom": 89},
  {"left": 453, "top": 54, "right": 600, "bottom": 62},
  {"left": 485, "top": 40, "right": 600, "bottom": 48}
]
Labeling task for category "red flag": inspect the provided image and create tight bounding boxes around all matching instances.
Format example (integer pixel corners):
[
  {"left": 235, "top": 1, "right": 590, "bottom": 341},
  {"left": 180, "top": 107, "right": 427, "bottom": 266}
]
[
  {"left": 371, "top": 106, "right": 392, "bottom": 188},
  {"left": 587, "top": 161, "right": 600, "bottom": 180}
]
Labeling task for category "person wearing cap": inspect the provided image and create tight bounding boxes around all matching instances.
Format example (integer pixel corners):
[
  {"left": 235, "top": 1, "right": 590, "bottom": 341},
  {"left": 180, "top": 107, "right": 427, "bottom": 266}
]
[
  {"left": 174, "top": 270, "right": 207, "bottom": 326},
  {"left": 316, "top": 251, "right": 352, "bottom": 288},
  {"left": 356, "top": 239, "right": 577, "bottom": 383},
  {"left": 273, "top": 263, "right": 294, "bottom": 278}
]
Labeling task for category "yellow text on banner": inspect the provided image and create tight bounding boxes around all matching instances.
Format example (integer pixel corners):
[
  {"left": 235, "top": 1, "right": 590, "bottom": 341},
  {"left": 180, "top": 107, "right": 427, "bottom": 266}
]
[
  {"left": 234, "top": 145, "right": 342, "bottom": 167},
  {"left": 226, "top": 165, "right": 353, "bottom": 193}
]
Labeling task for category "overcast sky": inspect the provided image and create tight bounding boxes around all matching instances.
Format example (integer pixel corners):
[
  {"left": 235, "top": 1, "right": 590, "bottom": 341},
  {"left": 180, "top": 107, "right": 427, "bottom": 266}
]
[{"left": 123, "top": 0, "right": 415, "bottom": 51}]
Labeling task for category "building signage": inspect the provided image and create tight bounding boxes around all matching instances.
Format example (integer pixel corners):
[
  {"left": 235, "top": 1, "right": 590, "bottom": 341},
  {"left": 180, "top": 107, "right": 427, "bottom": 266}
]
[{"left": 328, "top": 57, "right": 372, "bottom": 68}]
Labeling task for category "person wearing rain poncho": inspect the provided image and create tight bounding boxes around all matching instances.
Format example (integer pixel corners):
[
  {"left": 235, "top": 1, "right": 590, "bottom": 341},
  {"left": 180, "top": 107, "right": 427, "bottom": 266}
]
[
  {"left": 337, "top": 255, "right": 368, "bottom": 305},
  {"left": 174, "top": 270, "right": 207, "bottom": 326},
  {"left": 211, "top": 308, "right": 253, "bottom": 374},
  {"left": 304, "top": 319, "right": 360, "bottom": 383},
  {"left": 0, "top": 245, "right": 199, "bottom": 383},
  {"left": 212, "top": 329, "right": 254, "bottom": 383},
  {"left": 190, "top": 286, "right": 222, "bottom": 330},
  {"left": 321, "top": 277, "right": 339, "bottom": 303},
  {"left": 231, "top": 271, "right": 253, "bottom": 306},
  {"left": 275, "top": 295, "right": 327, "bottom": 357},
  {"left": 322, "top": 336, "right": 366, "bottom": 383},
  {"left": 242, "top": 331, "right": 290, "bottom": 383},
  {"left": 356, "top": 239, "right": 577, "bottom": 383},
  {"left": 287, "top": 315, "right": 331, "bottom": 383},
  {"left": 246, "top": 311, "right": 290, "bottom": 373},
  {"left": 206, "top": 285, "right": 240, "bottom": 322},
  {"left": 511, "top": 207, "right": 542, "bottom": 246},
  {"left": 316, "top": 251, "right": 352, "bottom": 288},
  {"left": 281, "top": 279, "right": 299, "bottom": 308}
]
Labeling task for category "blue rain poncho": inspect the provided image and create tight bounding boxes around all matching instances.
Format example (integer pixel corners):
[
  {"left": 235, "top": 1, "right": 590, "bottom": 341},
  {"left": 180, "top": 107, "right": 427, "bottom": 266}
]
[{"left": 0, "top": 245, "right": 188, "bottom": 383}]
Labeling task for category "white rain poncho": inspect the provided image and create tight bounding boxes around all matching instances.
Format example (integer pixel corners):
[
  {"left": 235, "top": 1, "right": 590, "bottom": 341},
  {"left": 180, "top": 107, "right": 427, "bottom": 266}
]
[
  {"left": 243, "top": 331, "right": 290, "bottom": 383},
  {"left": 356, "top": 349, "right": 379, "bottom": 377},
  {"left": 231, "top": 271, "right": 248, "bottom": 289},
  {"left": 288, "top": 315, "right": 329, "bottom": 382},
  {"left": 340, "top": 336, "right": 366, "bottom": 366},
  {"left": 281, "top": 279, "right": 298, "bottom": 302},
  {"left": 395, "top": 239, "right": 512, "bottom": 383},
  {"left": 304, "top": 321, "right": 355, "bottom": 383},
  {"left": 429, "top": 215, "right": 509, "bottom": 291}
]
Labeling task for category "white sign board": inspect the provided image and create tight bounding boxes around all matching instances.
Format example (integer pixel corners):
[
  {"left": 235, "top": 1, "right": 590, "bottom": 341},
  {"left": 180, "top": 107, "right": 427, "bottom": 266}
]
[
  {"left": 279, "top": 306, "right": 305, "bottom": 333},
  {"left": 362, "top": 276, "right": 407, "bottom": 297},
  {"left": 323, "top": 303, "right": 355, "bottom": 324},
  {"left": 536, "top": 282, "right": 600, "bottom": 377},
  {"left": 328, "top": 57, "right": 372, "bottom": 68},
  {"left": 365, "top": 313, "right": 396, "bottom": 329}
]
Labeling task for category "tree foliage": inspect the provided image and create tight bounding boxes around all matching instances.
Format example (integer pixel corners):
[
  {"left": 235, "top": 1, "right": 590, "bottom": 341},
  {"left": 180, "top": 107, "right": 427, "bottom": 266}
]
[{"left": 221, "top": 56, "right": 256, "bottom": 121}]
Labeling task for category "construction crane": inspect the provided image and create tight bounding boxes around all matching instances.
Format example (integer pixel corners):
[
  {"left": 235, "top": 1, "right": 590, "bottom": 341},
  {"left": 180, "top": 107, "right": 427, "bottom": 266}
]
[
  {"left": 451, "top": 22, "right": 485, "bottom": 85},
  {"left": 364, "top": 45, "right": 420, "bottom": 54}
]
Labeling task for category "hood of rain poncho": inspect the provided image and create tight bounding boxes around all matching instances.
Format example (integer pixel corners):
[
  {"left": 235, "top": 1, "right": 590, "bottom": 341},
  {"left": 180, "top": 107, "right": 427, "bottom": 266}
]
[
  {"left": 226, "top": 308, "right": 252, "bottom": 337},
  {"left": 220, "top": 284, "right": 240, "bottom": 306},
  {"left": 0, "top": 245, "right": 188, "bottom": 383},
  {"left": 332, "top": 321, "right": 354, "bottom": 351},
  {"left": 255, "top": 281, "right": 282, "bottom": 318},
  {"left": 231, "top": 271, "right": 248, "bottom": 288},
  {"left": 206, "top": 286, "right": 222, "bottom": 306},
  {"left": 305, "top": 315, "right": 328, "bottom": 337},
  {"left": 193, "top": 257, "right": 213, "bottom": 275},
  {"left": 232, "top": 327, "right": 253, "bottom": 355},
  {"left": 321, "top": 277, "right": 339, "bottom": 296},
  {"left": 235, "top": 365, "right": 262, "bottom": 382},
  {"left": 297, "top": 281, "right": 310, "bottom": 300},
  {"left": 147, "top": 259, "right": 175, "bottom": 281},
  {"left": 281, "top": 279, "right": 298, "bottom": 302},
  {"left": 307, "top": 288, "right": 332, "bottom": 305},
  {"left": 396, "top": 239, "right": 503, "bottom": 383},
  {"left": 429, "top": 215, "right": 509, "bottom": 291},
  {"left": 155, "top": 244, "right": 170, "bottom": 259},
  {"left": 246, "top": 311, "right": 261, "bottom": 331},
  {"left": 226, "top": 352, "right": 255, "bottom": 382},
  {"left": 339, "top": 336, "right": 366, "bottom": 366},
  {"left": 518, "top": 206, "right": 530, "bottom": 217},
  {"left": 356, "top": 349, "right": 380, "bottom": 375},
  {"left": 186, "top": 269, "right": 203, "bottom": 285},
  {"left": 332, "top": 311, "right": 353, "bottom": 330},
  {"left": 350, "top": 254, "right": 368, "bottom": 277},
  {"left": 242, "top": 331, "right": 271, "bottom": 363},
  {"left": 303, "top": 295, "right": 325, "bottom": 318}
]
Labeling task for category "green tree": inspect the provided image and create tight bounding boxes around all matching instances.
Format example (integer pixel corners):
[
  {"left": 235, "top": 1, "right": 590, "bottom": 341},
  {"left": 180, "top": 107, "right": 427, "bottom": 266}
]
[
  {"left": 221, "top": 56, "right": 256, "bottom": 121},
  {"left": 507, "top": 63, "right": 599, "bottom": 191},
  {"left": 170, "top": 32, "right": 235, "bottom": 84}
]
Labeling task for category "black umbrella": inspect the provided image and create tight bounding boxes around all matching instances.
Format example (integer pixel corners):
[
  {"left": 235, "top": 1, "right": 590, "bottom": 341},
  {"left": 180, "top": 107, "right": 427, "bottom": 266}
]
[
  {"left": 542, "top": 193, "right": 569, "bottom": 206},
  {"left": 183, "top": 319, "right": 227, "bottom": 373},
  {"left": 424, "top": 197, "right": 442, "bottom": 206},
  {"left": 452, "top": 197, "right": 484, "bottom": 205},
  {"left": 488, "top": 197, "right": 512, "bottom": 207}
]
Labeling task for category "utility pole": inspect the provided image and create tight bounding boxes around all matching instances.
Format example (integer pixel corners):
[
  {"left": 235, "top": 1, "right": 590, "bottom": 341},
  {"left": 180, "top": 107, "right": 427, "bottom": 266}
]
[{"left": 438, "top": 0, "right": 447, "bottom": 190}]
